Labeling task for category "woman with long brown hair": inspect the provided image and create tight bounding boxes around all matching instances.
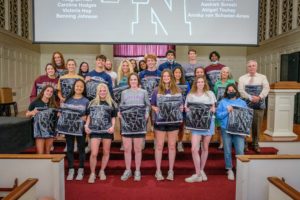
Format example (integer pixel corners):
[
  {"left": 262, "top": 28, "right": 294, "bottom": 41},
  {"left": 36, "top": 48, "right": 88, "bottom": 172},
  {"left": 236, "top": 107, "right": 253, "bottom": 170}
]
[
  {"left": 30, "top": 63, "right": 58, "bottom": 103},
  {"left": 26, "top": 85, "right": 57, "bottom": 154},
  {"left": 151, "top": 69, "right": 183, "bottom": 181},
  {"left": 119, "top": 73, "right": 150, "bottom": 181},
  {"left": 185, "top": 76, "right": 216, "bottom": 183}
]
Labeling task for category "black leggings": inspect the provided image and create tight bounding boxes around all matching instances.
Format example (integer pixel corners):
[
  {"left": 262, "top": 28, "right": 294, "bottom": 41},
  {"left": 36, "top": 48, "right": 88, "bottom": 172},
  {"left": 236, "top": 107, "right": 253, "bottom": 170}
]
[{"left": 65, "top": 134, "right": 86, "bottom": 169}]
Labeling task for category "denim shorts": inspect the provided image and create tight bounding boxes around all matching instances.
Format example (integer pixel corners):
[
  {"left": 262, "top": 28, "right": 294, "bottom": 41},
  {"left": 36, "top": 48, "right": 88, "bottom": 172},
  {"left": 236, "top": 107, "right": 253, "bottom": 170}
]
[{"left": 191, "top": 119, "right": 215, "bottom": 136}]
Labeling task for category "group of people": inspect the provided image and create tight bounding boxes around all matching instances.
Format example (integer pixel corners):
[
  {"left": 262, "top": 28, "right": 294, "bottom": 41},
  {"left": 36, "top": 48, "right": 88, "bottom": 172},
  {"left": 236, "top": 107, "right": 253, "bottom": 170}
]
[{"left": 26, "top": 49, "right": 270, "bottom": 183}]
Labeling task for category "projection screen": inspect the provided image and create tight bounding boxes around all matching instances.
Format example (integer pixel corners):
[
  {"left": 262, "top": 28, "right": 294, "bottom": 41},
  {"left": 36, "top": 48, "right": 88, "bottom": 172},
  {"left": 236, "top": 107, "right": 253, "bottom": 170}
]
[{"left": 33, "top": 0, "right": 259, "bottom": 45}]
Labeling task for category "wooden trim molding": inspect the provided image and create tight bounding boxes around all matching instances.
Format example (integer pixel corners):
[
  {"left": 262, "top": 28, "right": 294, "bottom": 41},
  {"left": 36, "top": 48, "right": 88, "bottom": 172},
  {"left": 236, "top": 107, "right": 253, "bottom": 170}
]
[
  {"left": 270, "top": 81, "right": 300, "bottom": 89},
  {"left": 0, "top": 179, "right": 18, "bottom": 192},
  {"left": 268, "top": 177, "right": 300, "bottom": 200},
  {"left": 237, "top": 154, "right": 300, "bottom": 162},
  {"left": 0, "top": 154, "right": 65, "bottom": 162},
  {"left": 3, "top": 178, "right": 38, "bottom": 200}
]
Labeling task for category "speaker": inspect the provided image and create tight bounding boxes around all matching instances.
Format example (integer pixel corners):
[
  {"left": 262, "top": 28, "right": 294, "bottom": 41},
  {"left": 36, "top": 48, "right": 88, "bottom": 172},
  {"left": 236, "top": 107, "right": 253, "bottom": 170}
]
[
  {"left": 280, "top": 52, "right": 300, "bottom": 123},
  {"left": 280, "top": 54, "right": 289, "bottom": 81},
  {"left": 280, "top": 52, "right": 300, "bottom": 81}
]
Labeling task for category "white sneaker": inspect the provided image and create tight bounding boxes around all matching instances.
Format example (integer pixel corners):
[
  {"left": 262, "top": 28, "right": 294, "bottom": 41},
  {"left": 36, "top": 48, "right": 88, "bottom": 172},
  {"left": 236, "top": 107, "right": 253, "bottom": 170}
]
[
  {"left": 134, "top": 171, "right": 141, "bottom": 181},
  {"left": 166, "top": 170, "right": 174, "bottom": 181},
  {"left": 177, "top": 142, "right": 184, "bottom": 152},
  {"left": 218, "top": 143, "right": 223, "bottom": 149},
  {"left": 227, "top": 169, "right": 235, "bottom": 181},
  {"left": 120, "top": 143, "right": 124, "bottom": 151},
  {"left": 88, "top": 173, "right": 96, "bottom": 183},
  {"left": 185, "top": 174, "right": 202, "bottom": 183},
  {"left": 120, "top": 169, "right": 132, "bottom": 181},
  {"left": 200, "top": 170, "right": 208, "bottom": 181},
  {"left": 63, "top": 145, "right": 67, "bottom": 152},
  {"left": 66, "top": 168, "right": 75, "bottom": 181},
  {"left": 75, "top": 168, "right": 84, "bottom": 180},
  {"left": 85, "top": 146, "right": 91, "bottom": 153},
  {"left": 155, "top": 170, "right": 164, "bottom": 181},
  {"left": 99, "top": 170, "right": 106, "bottom": 181}
]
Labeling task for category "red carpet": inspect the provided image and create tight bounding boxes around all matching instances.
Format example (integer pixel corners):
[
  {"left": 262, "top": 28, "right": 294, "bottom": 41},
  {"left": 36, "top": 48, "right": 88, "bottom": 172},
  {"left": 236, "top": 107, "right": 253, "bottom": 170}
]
[
  {"left": 22, "top": 142, "right": 278, "bottom": 200},
  {"left": 65, "top": 175, "right": 236, "bottom": 200}
]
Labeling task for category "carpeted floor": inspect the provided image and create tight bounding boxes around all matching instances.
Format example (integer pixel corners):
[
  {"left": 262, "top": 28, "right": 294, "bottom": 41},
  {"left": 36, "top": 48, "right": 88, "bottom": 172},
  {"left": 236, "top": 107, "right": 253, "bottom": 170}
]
[
  {"left": 65, "top": 174, "right": 236, "bottom": 200},
  {"left": 60, "top": 144, "right": 278, "bottom": 200},
  {"left": 22, "top": 142, "right": 278, "bottom": 200}
]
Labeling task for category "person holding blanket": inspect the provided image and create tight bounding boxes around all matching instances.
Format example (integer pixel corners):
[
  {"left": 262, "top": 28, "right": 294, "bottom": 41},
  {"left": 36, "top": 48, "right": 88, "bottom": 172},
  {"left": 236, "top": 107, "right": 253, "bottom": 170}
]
[
  {"left": 213, "top": 67, "right": 236, "bottom": 149},
  {"left": 139, "top": 54, "right": 161, "bottom": 149},
  {"left": 57, "top": 79, "right": 89, "bottom": 181},
  {"left": 85, "top": 83, "right": 117, "bottom": 183},
  {"left": 173, "top": 66, "right": 190, "bottom": 152},
  {"left": 57, "top": 59, "right": 84, "bottom": 153},
  {"left": 216, "top": 84, "right": 248, "bottom": 181},
  {"left": 26, "top": 85, "right": 57, "bottom": 154},
  {"left": 151, "top": 69, "right": 183, "bottom": 181},
  {"left": 85, "top": 55, "right": 113, "bottom": 97},
  {"left": 185, "top": 75, "right": 216, "bottom": 183},
  {"left": 238, "top": 60, "right": 270, "bottom": 153},
  {"left": 118, "top": 73, "right": 150, "bottom": 181},
  {"left": 57, "top": 59, "right": 84, "bottom": 103}
]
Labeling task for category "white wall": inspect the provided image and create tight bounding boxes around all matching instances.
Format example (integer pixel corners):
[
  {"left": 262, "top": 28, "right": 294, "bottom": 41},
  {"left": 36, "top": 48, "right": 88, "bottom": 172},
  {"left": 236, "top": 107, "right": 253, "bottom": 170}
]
[
  {"left": 259, "top": 141, "right": 300, "bottom": 154},
  {"left": 268, "top": 183, "right": 294, "bottom": 200},
  {"left": 247, "top": 28, "right": 300, "bottom": 84},
  {"left": 0, "top": 30, "right": 40, "bottom": 111}
]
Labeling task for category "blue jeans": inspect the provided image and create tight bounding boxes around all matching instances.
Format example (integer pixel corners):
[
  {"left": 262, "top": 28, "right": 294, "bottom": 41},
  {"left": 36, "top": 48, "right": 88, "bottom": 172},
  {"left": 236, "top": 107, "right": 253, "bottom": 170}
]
[{"left": 221, "top": 128, "right": 245, "bottom": 169}]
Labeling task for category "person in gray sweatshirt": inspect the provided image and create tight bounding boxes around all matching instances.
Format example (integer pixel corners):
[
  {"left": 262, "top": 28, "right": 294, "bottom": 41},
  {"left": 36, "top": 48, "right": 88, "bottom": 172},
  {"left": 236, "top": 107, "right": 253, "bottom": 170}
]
[{"left": 118, "top": 73, "right": 150, "bottom": 181}]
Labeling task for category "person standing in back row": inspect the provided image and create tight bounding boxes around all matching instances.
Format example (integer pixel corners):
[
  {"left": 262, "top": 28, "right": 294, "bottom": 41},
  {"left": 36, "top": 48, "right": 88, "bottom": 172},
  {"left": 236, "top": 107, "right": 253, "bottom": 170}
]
[
  {"left": 182, "top": 49, "right": 203, "bottom": 86},
  {"left": 51, "top": 51, "right": 66, "bottom": 77},
  {"left": 158, "top": 49, "right": 181, "bottom": 72},
  {"left": 85, "top": 55, "right": 113, "bottom": 97},
  {"left": 205, "top": 51, "right": 225, "bottom": 90},
  {"left": 238, "top": 60, "right": 270, "bottom": 153}
]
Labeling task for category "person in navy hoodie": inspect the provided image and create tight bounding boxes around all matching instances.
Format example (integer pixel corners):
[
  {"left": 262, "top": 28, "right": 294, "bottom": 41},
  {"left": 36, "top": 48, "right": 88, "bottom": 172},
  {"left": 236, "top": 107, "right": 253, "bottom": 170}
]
[
  {"left": 158, "top": 49, "right": 181, "bottom": 72},
  {"left": 85, "top": 55, "right": 113, "bottom": 97},
  {"left": 216, "top": 83, "right": 248, "bottom": 181}
]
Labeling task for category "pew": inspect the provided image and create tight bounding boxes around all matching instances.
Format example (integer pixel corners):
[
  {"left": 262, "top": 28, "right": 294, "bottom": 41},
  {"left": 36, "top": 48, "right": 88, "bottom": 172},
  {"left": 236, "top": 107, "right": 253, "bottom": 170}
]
[
  {"left": 267, "top": 176, "right": 300, "bottom": 200},
  {"left": 3, "top": 178, "right": 38, "bottom": 200},
  {"left": 236, "top": 155, "right": 300, "bottom": 200},
  {"left": 0, "top": 154, "right": 65, "bottom": 200}
]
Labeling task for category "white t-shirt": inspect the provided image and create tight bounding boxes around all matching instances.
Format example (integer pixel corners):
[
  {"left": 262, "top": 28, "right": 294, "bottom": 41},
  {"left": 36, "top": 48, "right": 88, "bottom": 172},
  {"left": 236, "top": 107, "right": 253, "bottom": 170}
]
[{"left": 186, "top": 91, "right": 216, "bottom": 105}]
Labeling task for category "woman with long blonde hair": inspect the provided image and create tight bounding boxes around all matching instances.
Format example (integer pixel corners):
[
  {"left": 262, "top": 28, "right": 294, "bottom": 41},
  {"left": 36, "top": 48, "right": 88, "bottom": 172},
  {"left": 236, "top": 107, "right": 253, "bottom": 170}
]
[
  {"left": 84, "top": 83, "right": 117, "bottom": 183},
  {"left": 151, "top": 69, "right": 183, "bottom": 181},
  {"left": 117, "top": 60, "right": 133, "bottom": 87},
  {"left": 85, "top": 83, "right": 117, "bottom": 183}
]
